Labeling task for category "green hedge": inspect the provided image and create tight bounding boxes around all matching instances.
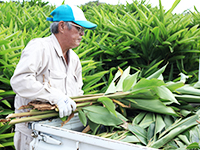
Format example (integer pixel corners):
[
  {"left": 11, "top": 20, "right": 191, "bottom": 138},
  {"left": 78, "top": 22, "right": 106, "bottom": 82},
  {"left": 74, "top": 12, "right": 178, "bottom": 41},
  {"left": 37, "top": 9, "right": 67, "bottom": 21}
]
[{"left": 79, "top": 0, "right": 200, "bottom": 83}]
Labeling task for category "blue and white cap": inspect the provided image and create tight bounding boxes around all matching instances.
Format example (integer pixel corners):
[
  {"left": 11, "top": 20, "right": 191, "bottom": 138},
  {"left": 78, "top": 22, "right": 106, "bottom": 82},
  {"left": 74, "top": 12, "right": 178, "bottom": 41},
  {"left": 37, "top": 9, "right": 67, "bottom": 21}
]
[{"left": 47, "top": 5, "right": 97, "bottom": 30}]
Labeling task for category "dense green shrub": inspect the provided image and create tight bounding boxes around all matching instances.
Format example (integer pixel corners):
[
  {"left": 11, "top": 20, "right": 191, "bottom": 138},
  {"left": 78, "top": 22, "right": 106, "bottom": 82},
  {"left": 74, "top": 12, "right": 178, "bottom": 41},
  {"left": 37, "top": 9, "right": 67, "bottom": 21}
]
[{"left": 80, "top": 0, "right": 200, "bottom": 83}]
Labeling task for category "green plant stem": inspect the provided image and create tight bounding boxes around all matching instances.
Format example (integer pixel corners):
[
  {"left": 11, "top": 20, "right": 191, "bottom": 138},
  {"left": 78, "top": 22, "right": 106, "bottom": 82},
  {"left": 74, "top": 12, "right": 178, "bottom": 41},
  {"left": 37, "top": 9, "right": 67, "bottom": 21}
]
[
  {"left": 6, "top": 110, "right": 56, "bottom": 119},
  {"left": 76, "top": 101, "right": 98, "bottom": 107},
  {"left": 9, "top": 113, "right": 59, "bottom": 125},
  {"left": 73, "top": 92, "right": 130, "bottom": 102},
  {"left": 71, "top": 93, "right": 104, "bottom": 99}
]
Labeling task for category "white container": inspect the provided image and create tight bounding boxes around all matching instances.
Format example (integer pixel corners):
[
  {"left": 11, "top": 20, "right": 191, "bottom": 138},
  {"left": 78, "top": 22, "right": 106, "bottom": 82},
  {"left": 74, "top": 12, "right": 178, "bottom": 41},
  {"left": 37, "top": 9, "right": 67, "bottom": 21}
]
[{"left": 29, "top": 114, "right": 158, "bottom": 150}]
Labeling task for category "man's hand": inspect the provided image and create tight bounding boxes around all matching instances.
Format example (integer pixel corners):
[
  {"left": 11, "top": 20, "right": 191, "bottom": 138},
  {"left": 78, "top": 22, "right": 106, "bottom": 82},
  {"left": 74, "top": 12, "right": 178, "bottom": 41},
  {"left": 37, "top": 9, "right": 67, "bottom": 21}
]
[{"left": 56, "top": 96, "right": 76, "bottom": 118}]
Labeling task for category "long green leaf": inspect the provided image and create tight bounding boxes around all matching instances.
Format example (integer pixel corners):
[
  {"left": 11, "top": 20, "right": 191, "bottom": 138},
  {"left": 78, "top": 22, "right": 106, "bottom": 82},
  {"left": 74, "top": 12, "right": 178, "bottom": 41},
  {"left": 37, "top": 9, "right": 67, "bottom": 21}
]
[
  {"left": 159, "top": 0, "right": 164, "bottom": 23},
  {"left": 139, "top": 113, "right": 154, "bottom": 129},
  {"left": 0, "top": 91, "right": 15, "bottom": 96},
  {"left": 166, "top": 29, "right": 187, "bottom": 42},
  {"left": 0, "top": 46, "right": 24, "bottom": 55},
  {"left": 97, "top": 97, "right": 117, "bottom": 117},
  {"left": 130, "top": 98, "right": 178, "bottom": 116},
  {"left": 153, "top": 86, "right": 179, "bottom": 104},
  {"left": 133, "top": 3, "right": 148, "bottom": 21},
  {"left": 155, "top": 114, "right": 165, "bottom": 135},
  {"left": 83, "top": 106, "right": 123, "bottom": 126},
  {"left": 0, "top": 133, "right": 14, "bottom": 140},
  {"left": 128, "top": 124, "right": 147, "bottom": 145},
  {"left": 175, "top": 94, "right": 200, "bottom": 103},
  {"left": 147, "top": 64, "right": 168, "bottom": 80},
  {"left": 151, "top": 115, "right": 198, "bottom": 148},
  {"left": 120, "top": 135, "right": 140, "bottom": 143},
  {"left": 165, "top": 81, "right": 184, "bottom": 92},
  {"left": 0, "top": 40, "right": 10, "bottom": 45},
  {"left": 132, "top": 112, "right": 147, "bottom": 125},
  {"left": 123, "top": 71, "right": 139, "bottom": 92},
  {"left": 176, "top": 85, "right": 200, "bottom": 96},
  {"left": 105, "top": 70, "right": 121, "bottom": 94},
  {"left": 165, "top": 0, "right": 181, "bottom": 20},
  {"left": 132, "top": 78, "right": 165, "bottom": 94},
  {"left": 78, "top": 109, "right": 87, "bottom": 126}
]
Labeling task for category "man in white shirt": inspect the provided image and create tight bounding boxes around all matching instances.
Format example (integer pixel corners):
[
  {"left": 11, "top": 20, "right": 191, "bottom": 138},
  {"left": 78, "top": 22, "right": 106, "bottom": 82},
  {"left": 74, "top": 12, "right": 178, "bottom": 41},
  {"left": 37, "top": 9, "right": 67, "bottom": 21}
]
[{"left": 10, "top": 4, "right": 97, "bottom": 150}]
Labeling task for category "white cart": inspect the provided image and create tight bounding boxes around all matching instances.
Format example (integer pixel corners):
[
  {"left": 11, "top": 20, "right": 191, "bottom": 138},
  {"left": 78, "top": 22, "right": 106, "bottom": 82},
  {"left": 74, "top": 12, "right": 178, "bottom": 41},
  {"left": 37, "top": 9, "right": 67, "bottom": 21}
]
[{"left": 29, "top": 114, "right": 158, "bottom": 150}]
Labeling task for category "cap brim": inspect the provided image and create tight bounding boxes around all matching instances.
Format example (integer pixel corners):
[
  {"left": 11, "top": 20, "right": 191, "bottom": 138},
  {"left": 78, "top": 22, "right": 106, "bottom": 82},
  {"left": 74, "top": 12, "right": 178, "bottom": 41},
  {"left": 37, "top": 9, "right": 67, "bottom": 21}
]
[
  {"left": 73, "top": 21, "right": 97, "bottom": 30},
  {"left": 47, "top": 17, "right": 53, "bottom": 21}
]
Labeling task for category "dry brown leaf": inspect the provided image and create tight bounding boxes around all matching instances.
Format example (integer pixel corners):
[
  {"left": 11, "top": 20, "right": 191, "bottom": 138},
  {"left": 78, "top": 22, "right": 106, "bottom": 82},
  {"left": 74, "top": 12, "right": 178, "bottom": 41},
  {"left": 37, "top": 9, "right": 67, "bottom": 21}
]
[
  {"left": 18, "top": 105, "right": 33, "bottom": 110},
  {"left": 112, "top": 99, "right": 130, "bottom": 108},
  {"left": 196, "top": 120, "right": 200, "bottom": 124},
  {"left": 0, "top": 119, "right": 10, "bottom": 123},
  {"left": 82, "top": 125, "right": 91, "bottom": 133},
  {"left": 61, "top": 113, "right": 74, "bottom": 127},
  {"left": 19, "top": 101, "right": 56, "bottom": 111},
  {"left": 117, "top": 135, "right": 126, "bottom": 141}
]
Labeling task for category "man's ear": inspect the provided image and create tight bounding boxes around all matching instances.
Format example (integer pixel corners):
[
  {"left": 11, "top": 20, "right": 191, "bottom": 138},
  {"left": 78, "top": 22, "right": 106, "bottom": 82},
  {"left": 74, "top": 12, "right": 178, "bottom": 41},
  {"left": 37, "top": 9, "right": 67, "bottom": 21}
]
[{"left": 58, "top": 21, "right": 65, "bottom": 33}]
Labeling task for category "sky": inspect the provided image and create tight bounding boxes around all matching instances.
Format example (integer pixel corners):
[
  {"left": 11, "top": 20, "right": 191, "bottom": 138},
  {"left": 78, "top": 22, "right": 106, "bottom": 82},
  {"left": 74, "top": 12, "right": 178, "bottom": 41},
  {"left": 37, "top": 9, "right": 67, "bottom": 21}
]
[
  {"left": 44, "top": 0, "right": 200, "bottom": 14},
  {"left": 2, "top": 0, "right": 200, "bottom": 14}
]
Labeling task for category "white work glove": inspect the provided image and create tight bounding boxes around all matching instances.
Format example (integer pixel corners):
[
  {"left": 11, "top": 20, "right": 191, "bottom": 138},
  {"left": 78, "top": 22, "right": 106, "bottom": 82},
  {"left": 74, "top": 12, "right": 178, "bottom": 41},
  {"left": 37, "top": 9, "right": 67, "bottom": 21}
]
[{"left": 56, "top": 95, "right": 76, "bottom": 118}]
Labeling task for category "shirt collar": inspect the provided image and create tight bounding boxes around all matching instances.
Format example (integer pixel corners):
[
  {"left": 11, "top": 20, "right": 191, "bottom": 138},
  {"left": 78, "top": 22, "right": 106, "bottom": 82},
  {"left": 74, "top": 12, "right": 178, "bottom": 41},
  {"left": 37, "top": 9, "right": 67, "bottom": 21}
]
[
  {"left": 50, "top": 34, "right": 72, "bottom": 64},
  {"left": 50, "top": 34, "right": 63, "bottom": 57}
]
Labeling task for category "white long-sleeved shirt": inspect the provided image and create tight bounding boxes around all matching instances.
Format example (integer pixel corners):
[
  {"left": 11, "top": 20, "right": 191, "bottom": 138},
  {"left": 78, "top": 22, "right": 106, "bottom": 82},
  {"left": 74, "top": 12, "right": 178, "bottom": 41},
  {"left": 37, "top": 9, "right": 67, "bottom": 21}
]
[{"left": 10, "top": 34, "right": 84, "bottom": 136}]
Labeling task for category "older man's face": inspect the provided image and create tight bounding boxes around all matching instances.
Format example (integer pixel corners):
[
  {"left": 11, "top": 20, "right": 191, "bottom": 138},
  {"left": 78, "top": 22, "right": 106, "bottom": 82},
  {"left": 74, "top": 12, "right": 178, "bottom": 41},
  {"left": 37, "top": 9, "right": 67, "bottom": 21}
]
[{"left": 62, "top": 23, "right": 85, "bottom": 49}]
